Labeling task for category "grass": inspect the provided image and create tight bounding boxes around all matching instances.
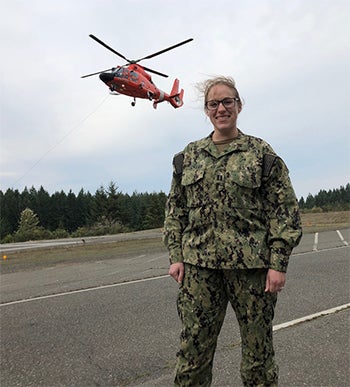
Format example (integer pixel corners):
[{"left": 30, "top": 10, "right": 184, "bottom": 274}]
[
  {"left": 0, "top": 237, "right": 165, "bottom": 274},
  {"left": 300, "top": 210, "right": 350, "bottom": 233},
  {"left": 1, "top": 211, "right": 349, "bottom": 274}
]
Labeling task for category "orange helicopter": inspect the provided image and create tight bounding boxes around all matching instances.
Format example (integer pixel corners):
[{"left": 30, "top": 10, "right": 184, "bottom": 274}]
[{"left": 82, "top": 34, "right": 193, "bottom": 109}]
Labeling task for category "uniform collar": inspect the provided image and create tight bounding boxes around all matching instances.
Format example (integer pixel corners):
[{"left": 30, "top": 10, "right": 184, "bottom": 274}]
[{"left": 198, "top": 129, "right": 249, "bottom": 157}]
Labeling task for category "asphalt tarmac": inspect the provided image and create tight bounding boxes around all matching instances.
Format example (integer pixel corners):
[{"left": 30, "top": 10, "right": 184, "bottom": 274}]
[{"left": 0, "top": 229, "right": 349, "bottom": 387}]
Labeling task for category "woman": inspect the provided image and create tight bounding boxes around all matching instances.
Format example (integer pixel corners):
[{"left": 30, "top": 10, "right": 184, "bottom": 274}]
[{"left": 164, "top": 76, "right": 302, "bottom": 386}]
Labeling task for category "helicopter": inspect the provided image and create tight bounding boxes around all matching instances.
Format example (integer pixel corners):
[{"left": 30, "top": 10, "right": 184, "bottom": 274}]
[{"left": 82, "top": 34, "right": 193, "bottom": 109}]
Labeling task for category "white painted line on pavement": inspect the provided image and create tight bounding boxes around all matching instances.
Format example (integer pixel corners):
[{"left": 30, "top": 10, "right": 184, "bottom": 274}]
[
  {"left": 273, "top": 303, "right": 350, "bottom": 332},
  {"left": 0, "top": 274, "right": 170, "bottom": 307},
  {"left": 313, "top": 232, "right": 319, "bottom": 251},
  {"left": 293, "top": 244, "right": 349, "bottom": 256},
  {"left": 1, "top": 244, "right": 349, "bottom": 308},
  {"left": 147, "top": 254, "right": 169, "bottom": 263},
  {"left": 336, "top": 230, "right": 349, "bottom": 246}
]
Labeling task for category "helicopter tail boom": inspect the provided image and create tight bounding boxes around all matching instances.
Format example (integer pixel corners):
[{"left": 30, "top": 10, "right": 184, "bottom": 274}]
[{"left": 153, "top": 78, "right": 184, "bottom": 109}]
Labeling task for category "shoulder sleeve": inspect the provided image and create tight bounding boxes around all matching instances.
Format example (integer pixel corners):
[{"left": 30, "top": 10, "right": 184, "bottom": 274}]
[
  {"left": 172, "top": 152, "right": 184, "bottom": 176},
  {"left": 261, "top": 156, "right": 302, "bottom": 272},
  {"left": 163, "top": 150, "right": 189, "bottom": 264}
]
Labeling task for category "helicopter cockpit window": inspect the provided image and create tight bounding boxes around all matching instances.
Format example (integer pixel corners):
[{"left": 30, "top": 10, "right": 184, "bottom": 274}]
[
  {"left": 115, "top": 68, "right": 124, "bottom": 77},
  {"left": 130, "top": 71, "right": 138, "bottom": 82},
  {"left": 115, "top": 68, "right": 130, "bottom": 79}
]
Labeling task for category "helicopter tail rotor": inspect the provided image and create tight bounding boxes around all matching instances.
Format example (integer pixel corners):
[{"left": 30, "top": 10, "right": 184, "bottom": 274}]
[{"left": 168, "top": 78, "right": 184, "bottom": 108}]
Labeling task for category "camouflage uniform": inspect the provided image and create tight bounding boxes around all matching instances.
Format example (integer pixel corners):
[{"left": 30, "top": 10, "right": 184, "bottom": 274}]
[{"left": 163, "top": 130, "right": 302, "bottom": 386}]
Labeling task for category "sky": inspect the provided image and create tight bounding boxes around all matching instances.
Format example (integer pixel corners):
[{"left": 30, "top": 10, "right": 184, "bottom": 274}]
[{"left": 1, "top": 0, "right": 349, "bottom": 200}]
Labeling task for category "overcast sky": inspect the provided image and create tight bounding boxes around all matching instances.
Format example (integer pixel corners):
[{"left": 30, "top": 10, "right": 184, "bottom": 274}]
[{"left": 1, "top": 0, "right": 349, "bottom": 199}]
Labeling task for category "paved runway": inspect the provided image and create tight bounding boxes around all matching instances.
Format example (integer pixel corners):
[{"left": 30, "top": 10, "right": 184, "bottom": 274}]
[{"left": 1, "top": 229, "right": 349, "bottom": 386}]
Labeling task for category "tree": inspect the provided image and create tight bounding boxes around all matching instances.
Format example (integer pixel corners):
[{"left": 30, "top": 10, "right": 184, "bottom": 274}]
[
  {"left": 77, "top": 189, "right": 94, "bottom": 227},
  {"left": 15, "top": 208, "right": 41, "bottom": 241},
  {"left": 0, "top": 189, "right": 21, "bottom": 237},
  {"left": 105, "top": 181, "right": 123, "bottom": 226},
  {"left": 51, "top": 190, "right": 68, "bottom": 230},
  {"left": 34, "top": 186, "right": 52, "bottom": 229},
  {"left": 142, "top": 192, "right": 167, "bottom": 229},
  {"left": 305, "top": 194, "right": 315, "bottom": 209},
  {"left": 93, "top": 185, "right": 108, "bottom": 223},
  {"left": 65, "top": 190, "right": 79, "bottom": 232}
]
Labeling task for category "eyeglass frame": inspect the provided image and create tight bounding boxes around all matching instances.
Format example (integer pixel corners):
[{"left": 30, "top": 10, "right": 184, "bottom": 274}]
[{"left": 205, "top": 97, "right": 240, "bottom": 111}]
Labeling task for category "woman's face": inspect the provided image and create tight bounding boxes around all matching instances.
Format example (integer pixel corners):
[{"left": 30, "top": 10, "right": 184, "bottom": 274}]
[{"left": 205, "top": 84, "right": 241, "bottom": 138}]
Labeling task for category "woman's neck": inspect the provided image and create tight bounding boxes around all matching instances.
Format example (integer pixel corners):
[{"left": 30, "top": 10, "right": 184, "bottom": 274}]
[{"left": 212, "top": 127, "right": 239, "bottom": 142}]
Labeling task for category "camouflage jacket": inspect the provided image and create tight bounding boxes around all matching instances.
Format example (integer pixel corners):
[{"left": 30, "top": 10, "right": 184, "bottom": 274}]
[{"left": 163, "top": 130, "right": 302, "bottom": 272}]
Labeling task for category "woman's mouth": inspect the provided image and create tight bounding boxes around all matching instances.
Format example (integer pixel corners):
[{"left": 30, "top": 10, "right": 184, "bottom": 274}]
[{"left": 216, "top": 114, "right": 230, "bottom": 121}]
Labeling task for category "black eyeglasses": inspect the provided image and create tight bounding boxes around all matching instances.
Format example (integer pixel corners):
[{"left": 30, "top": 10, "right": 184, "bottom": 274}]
[{"left": 205, "top": 97, "right": 240, "bottom": 111}]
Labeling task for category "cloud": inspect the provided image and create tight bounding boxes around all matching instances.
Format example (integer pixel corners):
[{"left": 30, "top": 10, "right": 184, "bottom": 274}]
[{"left": 0, "top": 0, "right": 349, "bottom": 199}]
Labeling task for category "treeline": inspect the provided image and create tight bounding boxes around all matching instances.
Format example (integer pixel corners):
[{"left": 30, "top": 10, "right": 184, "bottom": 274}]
[
  {"left": 298, "top": 183, "right": 350, "bottom": 212},
  {"left": 0, "top": 182, "right": 349, "bottom": 243},
  {"left": 0, "top": 182, "right": 167, "bottom": 243}
]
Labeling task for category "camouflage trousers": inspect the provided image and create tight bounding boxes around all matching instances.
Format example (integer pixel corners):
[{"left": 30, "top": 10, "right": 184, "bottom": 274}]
[{"left": 174, "top": 263, "right": 278, "bottom": 387}]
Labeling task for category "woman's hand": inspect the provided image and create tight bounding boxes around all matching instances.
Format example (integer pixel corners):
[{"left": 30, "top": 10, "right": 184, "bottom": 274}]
[
  {"left": 265, "top": 269, "right": 286, "bottom": 293},
  {"left": 169, "top": 262, "right": 185, "bottom": 284}
]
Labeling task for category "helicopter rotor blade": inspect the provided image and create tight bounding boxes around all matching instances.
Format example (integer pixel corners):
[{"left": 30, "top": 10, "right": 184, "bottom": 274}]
[
  {"left": 89, "top": 34, "right": 130, "bottom": 62},
  {"left": 135, "top": 38, "right": 193, "bottom": 62},
  {"left": 81, "top": 68, "right": 115, "bottom": 78},
  {"left": 141, "top": 66, "right": 168, "bottom": 78},
  {"left": 84, "top": 35, "right": 193, "bottom": 79}
]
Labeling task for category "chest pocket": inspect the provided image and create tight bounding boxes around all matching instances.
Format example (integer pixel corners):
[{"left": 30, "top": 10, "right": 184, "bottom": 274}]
[
  {"left": 181, "top": 168, "right": 207, "bottom": 208},
  {"left": 224, "top": 161, "right": 263, "bottom": 209}
]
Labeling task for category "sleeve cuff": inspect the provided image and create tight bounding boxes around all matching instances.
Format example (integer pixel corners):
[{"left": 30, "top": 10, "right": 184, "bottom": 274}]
[
  {"left": 269, "top": 247, "right": 292, "bottom": 272},
  {"left": 169, "top": 251, "right": 184, "bottom": 265}
]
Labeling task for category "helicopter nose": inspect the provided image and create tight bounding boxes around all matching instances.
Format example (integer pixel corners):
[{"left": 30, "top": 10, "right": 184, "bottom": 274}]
[{"left": 99, "top": 72, "right": 115, "bottom": 83}]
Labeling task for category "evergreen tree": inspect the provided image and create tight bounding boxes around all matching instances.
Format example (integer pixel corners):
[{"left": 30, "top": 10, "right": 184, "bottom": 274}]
[
  {"left": 32, "top": 186, "right": 52, "bottom": 229},
  {"left": 105, "top": 181, "right": 123, "bottom": 226},
  {"left": 20, "top": 187, "right": 35, "bottom": 211},
  {"left": 93, "top": 185, "right": 108, "bottom": 224},
  {"left": 65, "top": 190, "right": 79, "bottom": 232},
  {"left": 77, "top": 189, "right": 94, "bottom": 227},
  {"left": 305, "top": 193, "right": 315, "bottom": 209},
  {"left": 142, "top": 192, "right": 167, "bottom": 229},
  {"left": 315, "top": 189, "right": 327, "bottom": 208},
  {"left": 51, "top": 190, "right": 68, "bottom": 230},
  {"left": 0, "top": 189, "right": 21, "bottom": 237},
  {"left": 15, "top": 208, "right": 41, "bottom": 241},
  {"left": 128, "top": 191, "right": 145, "bottom": 230}
]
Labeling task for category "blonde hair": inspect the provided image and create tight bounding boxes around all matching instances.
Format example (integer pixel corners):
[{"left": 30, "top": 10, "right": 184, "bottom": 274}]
[{"left": 196, "top": 76, "right": 242, "bottom": 109}]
